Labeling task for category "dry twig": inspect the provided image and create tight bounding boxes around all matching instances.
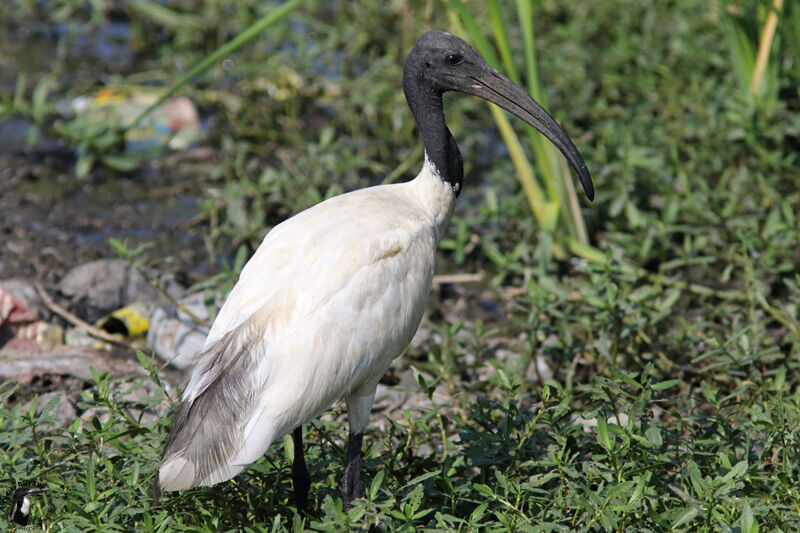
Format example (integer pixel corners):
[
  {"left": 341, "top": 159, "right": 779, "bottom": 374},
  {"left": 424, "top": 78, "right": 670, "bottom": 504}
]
[{"left": 34, "top": 282, "right": 149, "bottom": 354}]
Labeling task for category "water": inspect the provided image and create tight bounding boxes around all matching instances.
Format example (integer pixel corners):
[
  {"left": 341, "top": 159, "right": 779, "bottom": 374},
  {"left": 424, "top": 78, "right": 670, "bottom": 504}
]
[{"left": 0, "top": 14, "right": 208, "bottom": 282}]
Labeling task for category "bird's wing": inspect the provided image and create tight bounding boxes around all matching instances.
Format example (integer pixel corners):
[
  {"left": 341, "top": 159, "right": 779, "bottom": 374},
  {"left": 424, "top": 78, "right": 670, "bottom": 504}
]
[
  {"left": 185, "top": 184, "right": 429, "bottom": 399},
  {"left": 157, "top": 184, "right": 437, "bottom": 490}
]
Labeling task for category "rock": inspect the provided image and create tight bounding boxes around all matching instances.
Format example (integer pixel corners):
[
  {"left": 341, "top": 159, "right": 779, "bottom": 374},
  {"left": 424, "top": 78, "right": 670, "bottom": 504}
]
[
  {"left": 525, "top": 354, "right": 554, "bottom": 383},
  {"left": 3, "top": 344, "right": 176, "bottom": 430},
  {"left": 57, "top": 259, "right": 185, "bottom": 324},
  {"left": 78, "top": 376, "right": 171, "bottom": 430},
  {"left": 63, "top": 327, "right": 99, "bottom": 347},
  {"left": 0, "top": 279, "right": 48, "bottom": 349},
  {"left": 573, "top": 413, "right": 630, "bottom": 433},
  {"left": 23, "top": 391, "right": 79, "bottom": 431},
  {"left": 371, "top": 366, "right": 450, "bottom": 433},
  {"left": 0, "top": 345, "right": 142, "bottom": 383},
  {"left": 0, "top": 279, "right": 46, "bottom": 322},
  {"left": 35, "top": 322, "right": 64, "bottom": 351},
  {"left": 146, "top": 292, "right": 212, "bottom": 369}
]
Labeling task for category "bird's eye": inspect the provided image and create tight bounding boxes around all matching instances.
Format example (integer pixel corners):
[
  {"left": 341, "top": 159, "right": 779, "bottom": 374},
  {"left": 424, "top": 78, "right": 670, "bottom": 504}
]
[{"left": 444, "top": 53, "right": 463, "bottom": 66}]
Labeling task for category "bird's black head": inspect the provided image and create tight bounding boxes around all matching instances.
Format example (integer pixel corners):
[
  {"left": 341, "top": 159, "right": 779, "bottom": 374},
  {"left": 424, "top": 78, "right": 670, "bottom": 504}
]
[
  {"left": 403, "top": 31, "right": 593, "bottom": 201},
  {"left": 10, "top": 487, "right": 48, "bottom": 526},
  {"left": 403, "top": 31, "right": 487, "bottom": 95}
]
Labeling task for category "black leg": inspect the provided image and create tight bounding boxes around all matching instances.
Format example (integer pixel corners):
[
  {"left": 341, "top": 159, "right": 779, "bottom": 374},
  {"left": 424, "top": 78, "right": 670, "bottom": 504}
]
[
  {"left": 292, "top": 426, "right": 311, "bottom": 511},
  {"left": 341, "top": 431, "right": 363, "bottom": 506}
]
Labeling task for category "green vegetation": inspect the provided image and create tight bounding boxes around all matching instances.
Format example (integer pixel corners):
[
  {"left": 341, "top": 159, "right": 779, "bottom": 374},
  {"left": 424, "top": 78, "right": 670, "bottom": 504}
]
[
  {"left": 446, "top": 0, "right": 597, "bottom": 261},
  {"left": 2, "top": 0, "right": 799, "bottom": 531}
]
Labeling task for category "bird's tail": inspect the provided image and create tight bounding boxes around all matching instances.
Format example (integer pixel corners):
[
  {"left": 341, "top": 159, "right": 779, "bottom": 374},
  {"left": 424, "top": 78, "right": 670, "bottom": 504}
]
[{"left": 153, "top": 322, "right": 266, "bottom": 496}]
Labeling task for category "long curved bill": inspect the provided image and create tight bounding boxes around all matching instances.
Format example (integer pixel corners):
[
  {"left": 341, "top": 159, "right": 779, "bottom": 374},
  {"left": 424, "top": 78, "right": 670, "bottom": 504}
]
[{"left": 463, "top": 68, "right": 594, "bottom": 201}]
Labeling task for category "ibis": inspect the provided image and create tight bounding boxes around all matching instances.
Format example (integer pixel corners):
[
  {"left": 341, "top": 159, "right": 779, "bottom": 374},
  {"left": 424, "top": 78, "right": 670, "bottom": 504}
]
[{"left": 154, "top": 30, "right": 593, "bottom": 508}]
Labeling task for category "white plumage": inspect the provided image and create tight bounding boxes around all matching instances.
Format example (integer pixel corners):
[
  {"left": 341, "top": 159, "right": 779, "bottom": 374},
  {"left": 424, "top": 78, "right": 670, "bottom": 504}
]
[
  {"left": 158, "top": 158, "right": 453, "bottom": 490},
  {"left": 155, "top": 30, "right": 593, "bottom": 508}
]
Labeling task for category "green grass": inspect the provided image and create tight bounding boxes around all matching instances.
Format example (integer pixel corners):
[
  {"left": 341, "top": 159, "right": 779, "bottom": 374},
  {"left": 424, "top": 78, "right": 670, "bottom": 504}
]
[{"left": 2, "top": 0, "right": 800, "bottom": 531}]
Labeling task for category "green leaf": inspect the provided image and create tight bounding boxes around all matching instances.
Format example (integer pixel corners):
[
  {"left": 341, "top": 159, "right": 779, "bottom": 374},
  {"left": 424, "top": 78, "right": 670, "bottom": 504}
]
[
  {"left": 101, "top": 153, "right": 140, "bottom": 173},
  {"left": 86, "top": 455, "right": 96, "bottom": 501},
  {"left": 470, "top": 502, "right": 489, "bottom": 524},
  {"left": 628, "top": 471, "right": 652, "bottom": 505},
  {"left": 741, "top": 500, "right": 759, "bottom": 533},
  {"left": 686, "top": 460, "right": 708, "bottom": 498},
  {"left": 645, "top": 425, "right": 663, "bottom": 447},
  {"left": 700, "top": 381, "right": 717, "bottom": 404},
  {"left": 401, "top": 470, "right": 438, "bottom": 490},
  {"left": 718, "top": 460, "right": 747, "bottom": 485},
  {"left": 369, "top": 469, "right": 385, "bottom": 500},
  {"left": 474, "top": 483, "right": 494, "bottom": 498},
  {"left": 596, "top": 417, "right": 613, "bottom": 451},
  {"left": 124, "top": 0, "right": 306, "bottom": 134},
  {"left": 127, "top": 0, "right": 206, "bottom": 31},
  {"left": 651, "top": 379, "right": 680, "bottom": 391},
  {"left": 656, "top": 289, "right": 681, "bottom": 315},
  {"left": 672, "top": 506, "right": 700, "bottom": 529},
  {"left": 75, "top": 153, "right": 96, "bottom": 179},
  {"left": 609, "top": 367, "right": 641, "bottom": 390},
  {"left": 496, "top": 367, "right": 513, "bottom": 390}
]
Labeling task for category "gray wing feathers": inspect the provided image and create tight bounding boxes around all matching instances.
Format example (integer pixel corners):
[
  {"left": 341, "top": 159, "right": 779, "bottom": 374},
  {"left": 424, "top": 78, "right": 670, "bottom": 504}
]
[{"left": 155, "top": 320, "right": 264, "bottom": 494}]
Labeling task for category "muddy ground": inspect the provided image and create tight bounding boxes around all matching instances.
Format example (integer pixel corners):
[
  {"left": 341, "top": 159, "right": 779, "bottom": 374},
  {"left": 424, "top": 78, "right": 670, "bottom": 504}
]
[{"left": 0, "top": 147, "right": 213, "bottom": 284}]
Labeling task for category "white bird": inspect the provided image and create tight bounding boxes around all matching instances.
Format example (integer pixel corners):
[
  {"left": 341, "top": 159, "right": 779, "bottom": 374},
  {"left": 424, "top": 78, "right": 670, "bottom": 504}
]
[{"left": 154, "top": 30, "right": 593, "bottom": 509}]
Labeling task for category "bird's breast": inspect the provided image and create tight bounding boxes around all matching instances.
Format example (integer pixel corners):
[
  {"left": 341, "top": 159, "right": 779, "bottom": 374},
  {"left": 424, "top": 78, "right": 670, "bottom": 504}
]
[
  {"left": 278, "top": 215, "right": 438, "bottom": 402},
  {"left": 195, "top": 185, "right": 440, "bottom": 423}
]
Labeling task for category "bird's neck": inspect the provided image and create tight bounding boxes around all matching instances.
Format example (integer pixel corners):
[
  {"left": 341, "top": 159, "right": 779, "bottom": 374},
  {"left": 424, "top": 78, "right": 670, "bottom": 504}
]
[{"left": 405, "top": 86, "right": 464, "bottom": 196}]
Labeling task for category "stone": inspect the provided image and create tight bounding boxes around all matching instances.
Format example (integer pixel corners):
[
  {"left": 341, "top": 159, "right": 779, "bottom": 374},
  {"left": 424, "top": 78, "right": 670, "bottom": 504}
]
[
  {"left": 57, "top": 259, "right": 184, "bottom": 324},
  {"left": 146, "top": 292, "right": 212, "bottom": 369}
]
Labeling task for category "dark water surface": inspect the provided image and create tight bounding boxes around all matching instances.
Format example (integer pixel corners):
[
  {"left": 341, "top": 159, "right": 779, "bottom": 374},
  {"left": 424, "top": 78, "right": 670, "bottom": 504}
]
[{"left": 0, "top": 13, "right": 211, "bottom": 283}]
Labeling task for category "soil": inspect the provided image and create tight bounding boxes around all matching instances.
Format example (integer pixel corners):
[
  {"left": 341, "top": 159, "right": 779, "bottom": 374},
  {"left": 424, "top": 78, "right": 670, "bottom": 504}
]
[{"left": 0, "top": 148, "right": 213, "bottom": 285}]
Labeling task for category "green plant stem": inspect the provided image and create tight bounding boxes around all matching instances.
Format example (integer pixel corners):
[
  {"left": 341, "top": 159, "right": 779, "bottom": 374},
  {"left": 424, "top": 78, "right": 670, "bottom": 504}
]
[
  {"left": 124, "top": 0, "right": 305, "bottom": 136},
  {"left": 445, "top": 0, "right": 595, "bottom": 248},
  {"left": 751, "top": 0, "right": 784, "bottom": 95},
  {"left": 489, "top": 105, "right": 556, "bottom": 229}
]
